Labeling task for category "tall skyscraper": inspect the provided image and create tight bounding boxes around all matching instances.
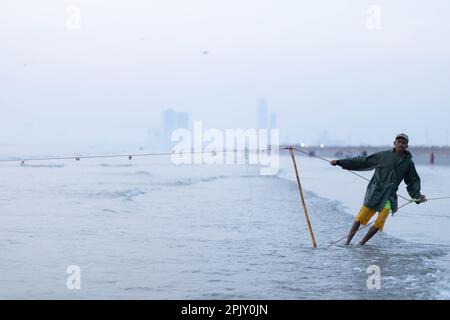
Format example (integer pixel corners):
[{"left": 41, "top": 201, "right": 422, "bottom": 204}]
[
  {"left": 269, "top": 113, "right": 277, "bottom": 131},
  {"left": 256, "top": 98, "right": 269, "bottom": 130},
  {"left": 177, "top": 112, "right": 189, "bottom": 130},
  {"left": 256, "top": 98, "right": 278, "bottom": 148},
  {"left": 161, "top": 109, "right": 190, "bottom": 148},
  {"left": 162, "top": 108, "right": 177, "bottom": 147}
]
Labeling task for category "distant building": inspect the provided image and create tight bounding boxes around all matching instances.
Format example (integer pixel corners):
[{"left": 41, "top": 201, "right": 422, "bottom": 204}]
[
  {"left": 256, "top": 98, "right": 278, "bottom": 131},
  {"left": 269, "top": 113, "right": 277, "bottom": 131},
  {"left": 161, "top": 109, "right": 190, "bottom": 148},
  {"left": 177, "top": 112, "right": 189, "bottom": 130},
  {"left": 316, "top": 130, "right": 345, "bottom": 147},
  {"left": 256, "top": 98, "right": 278, "bottom": 148},
  {"left": 162, "top": 109, "right": 177, "bottom": 147},
  {"left": 256, "top": 99, "right": 269, "bottom": 130},
  {"left": 147, "top": 128, "right": 162, "bottom": 150}
]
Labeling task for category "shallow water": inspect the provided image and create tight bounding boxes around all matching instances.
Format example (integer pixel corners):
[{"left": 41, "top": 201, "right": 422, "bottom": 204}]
[{"left": 0, "top": 153, "right": 449, "bottom": 299}]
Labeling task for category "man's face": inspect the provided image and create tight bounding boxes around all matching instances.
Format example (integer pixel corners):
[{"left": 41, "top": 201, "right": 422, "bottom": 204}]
[{"left": 394, "top": 138, "right": 408, "bottom": 153}]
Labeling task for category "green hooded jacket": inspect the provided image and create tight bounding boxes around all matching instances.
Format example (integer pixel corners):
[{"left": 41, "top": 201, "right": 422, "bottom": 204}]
[{"left": 336, "top": 149, "right": 422, "bottom": 213}]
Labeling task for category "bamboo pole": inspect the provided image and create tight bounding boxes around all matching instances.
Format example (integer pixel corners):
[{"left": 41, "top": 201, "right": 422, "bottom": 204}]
[{"left": 289, "top": 147, "right": 317, "bottom": 248}]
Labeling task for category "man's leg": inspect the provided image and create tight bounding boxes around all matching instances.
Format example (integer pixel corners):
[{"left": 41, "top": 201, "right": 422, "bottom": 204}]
[
  {"left": 359, "top": 208, "right": 389, "bottom": 246},
  {"left": 359, "top": 226, "right": 379, "bottom": 246},
  {"left": 347, "top": 206, "right": 375, "bottom": 246},
  {"left": 345, "top": 221, "right": 361, "bottom": 245}
]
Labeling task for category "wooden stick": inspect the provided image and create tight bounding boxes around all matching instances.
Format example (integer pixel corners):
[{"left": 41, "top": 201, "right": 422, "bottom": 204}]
[{"left": 289, "top": 147, "right": 317, "bottom": 248}]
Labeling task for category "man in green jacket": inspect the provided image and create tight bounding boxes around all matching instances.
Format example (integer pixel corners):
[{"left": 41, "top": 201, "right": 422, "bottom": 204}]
[{"left": 331, "top": 134, "right": 427, "bottom": 246}]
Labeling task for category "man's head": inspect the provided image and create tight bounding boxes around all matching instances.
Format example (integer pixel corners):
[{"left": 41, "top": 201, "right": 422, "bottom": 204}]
[{"left": 394, "top": 133, "right": 409, "bottom": 153}]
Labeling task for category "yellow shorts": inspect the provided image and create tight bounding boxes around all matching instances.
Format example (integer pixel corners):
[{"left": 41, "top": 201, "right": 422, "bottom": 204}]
[{"left": 356, "top": 205, "right": 391, "bottom": 232}]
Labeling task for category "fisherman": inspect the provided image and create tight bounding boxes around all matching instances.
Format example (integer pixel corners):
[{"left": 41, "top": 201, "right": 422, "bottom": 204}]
[{"left": 330, "top": 133, "right": 427, "bottom": 246}]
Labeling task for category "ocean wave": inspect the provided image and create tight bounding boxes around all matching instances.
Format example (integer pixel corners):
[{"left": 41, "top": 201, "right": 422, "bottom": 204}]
[
  {"left": 134, "top": 171, "right": 153, "bottom": 177},
  {"left": 157, "top": 179, "right": 194, "bottom": 187},
  {"left": 90, "top": 188, "right": 146, "bottom": 200},
  {"left": 200, "top": 175, "right": 228, "bottom": 183},
  {"left": 21, "top": 164, "right": 65, "bottom": 168},
  {"left": 99, "top": 164, "right": 133, "bottom": 168},
  {"left": 102, "top": 209, "right": 118, "bottom": 213},
  {"left": 120, "top": 286, "right": 153, "bottom": 291},
  {"left": 156, "top": 175, "right": 229, "bottom": 187}
]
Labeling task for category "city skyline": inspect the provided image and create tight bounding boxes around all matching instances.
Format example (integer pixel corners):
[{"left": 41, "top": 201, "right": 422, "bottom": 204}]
[{"left": 4, "top": 103, "right": 450, "bottom": 149}]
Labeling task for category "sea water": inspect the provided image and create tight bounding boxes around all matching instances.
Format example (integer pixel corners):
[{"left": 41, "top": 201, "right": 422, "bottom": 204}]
[{"left": 0, "top": 147, "right": 449, "bottom": 299}]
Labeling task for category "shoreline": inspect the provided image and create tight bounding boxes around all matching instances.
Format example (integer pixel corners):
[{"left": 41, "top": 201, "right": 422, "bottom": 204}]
[{"left": 284, "top": 145, "right": 450, "bottom": 166}]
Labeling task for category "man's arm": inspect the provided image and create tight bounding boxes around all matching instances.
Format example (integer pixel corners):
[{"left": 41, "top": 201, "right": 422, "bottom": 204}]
[
  {"left": 404, "top": 162, "right": 427, "bottom": 204},
  {"left": 330, "top": 152, "right": 383, "bottom": 171}
]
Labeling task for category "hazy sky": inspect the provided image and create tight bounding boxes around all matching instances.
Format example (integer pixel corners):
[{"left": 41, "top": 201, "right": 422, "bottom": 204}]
[{"left": 1, "top": 0, "right": 450, "bottom": 147}]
